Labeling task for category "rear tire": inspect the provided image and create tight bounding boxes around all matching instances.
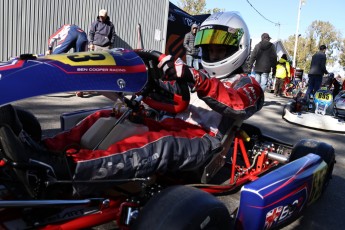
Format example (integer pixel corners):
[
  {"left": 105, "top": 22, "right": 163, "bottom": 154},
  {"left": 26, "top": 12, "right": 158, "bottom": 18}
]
[
  {"left": 289, "top": 139, "right": 335, "bottom": 192},
  {"left": 132, "top": 185, "right": 232, "bottom": 230}
]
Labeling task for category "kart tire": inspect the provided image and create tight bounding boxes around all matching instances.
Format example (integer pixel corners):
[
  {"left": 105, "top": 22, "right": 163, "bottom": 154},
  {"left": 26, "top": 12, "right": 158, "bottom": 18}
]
[
  {"left": 132, "top": 185, "right": 232, "bottom": 230},
  {"left": 282, "top": 104, "right": 289, "bottom": 118},
  {"left": 241, "top": 123, "right": 262, "bottom": 137},
  {"left": 14, "top": 107, "right": 42, "bottom": 142},
  {"left": 289, "top": 139, "right": 335, "bottom": 192}
]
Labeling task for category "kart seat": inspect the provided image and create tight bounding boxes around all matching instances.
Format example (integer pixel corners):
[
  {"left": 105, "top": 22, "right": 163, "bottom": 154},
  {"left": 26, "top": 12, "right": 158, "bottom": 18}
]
[
  {"left": 0, "top": 124, "right": 35, "bottom": 197},
  {"left": 178, "top": 117, "right": 243, "bottom": 184},
  {"left": 0, "top": 104, "right": 23, "bottom": 136},
  {"left": 200, "top": 118, "right": 244, "bottom": 183},
  {"left": 0, "top": 105, "right": 69, "bottom": 198}
]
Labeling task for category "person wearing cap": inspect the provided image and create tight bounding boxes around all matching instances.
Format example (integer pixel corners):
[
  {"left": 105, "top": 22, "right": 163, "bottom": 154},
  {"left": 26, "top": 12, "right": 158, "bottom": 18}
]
[
  {"left": 183, "top": 23, "right": 200, "bottom": 70},
  {"left": 249, "top": 33, "right": 277, "bottom": 92},
  {"left": 304, "top": 45, "right": 329, "bottom": 101},
  {"left": 274, "top": 54, "right": 290, "bottom": 97},
  {"left": 89, "top": 9, "right": 116, "bottom": 51}
]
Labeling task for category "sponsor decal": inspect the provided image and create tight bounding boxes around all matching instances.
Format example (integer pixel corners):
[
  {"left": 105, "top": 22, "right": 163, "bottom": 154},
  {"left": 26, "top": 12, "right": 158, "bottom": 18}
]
[
  {"left": 308, "top": 162, "right": 327, "bottom": 204},
  {"left": 242, "top": 86, "right": 256, "bottom": 104},
  {"left": 139, "top": 153, "right": 159, "bottom": 167},
  {"left": 75, "top": 67, "right": 126, "bottom": 73},
  {"left": 168, "top": 13, "right": 176, "bottom": 21},
  {"left": 264, "top": 196, "right": 304, "bottom": 229},
  {"left": 46, "top": 207, "right": 85, "bottom": 222},
  {"left": 265, "top": 206, "right": 283, "bottom": 229},
  {"left": 46, "top": 52, "right": 116, "bottom": 66}
]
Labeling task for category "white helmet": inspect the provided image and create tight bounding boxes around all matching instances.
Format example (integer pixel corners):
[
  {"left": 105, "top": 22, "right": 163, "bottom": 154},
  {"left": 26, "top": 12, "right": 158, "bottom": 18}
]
[{"left": 195, "top": 12, "right": 251, "bottom": 78}]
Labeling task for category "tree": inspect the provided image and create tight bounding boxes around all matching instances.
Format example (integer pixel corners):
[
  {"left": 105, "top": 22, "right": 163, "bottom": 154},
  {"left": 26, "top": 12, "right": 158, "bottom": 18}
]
[
  {"left": 283, "top": 20, "right": 343, "bottom": 73},
  {"left": 339, "top": 38, "right": 345, "bottom": 70},
  {"left": 176, "top": 0, "right": 224, "bottom": 15}
]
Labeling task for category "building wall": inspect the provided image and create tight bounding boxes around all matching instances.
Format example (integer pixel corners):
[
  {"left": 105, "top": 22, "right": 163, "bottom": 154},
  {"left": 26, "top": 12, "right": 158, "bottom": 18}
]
[{"left": 0, "top": 0, "right": 169, "bottom": 61}]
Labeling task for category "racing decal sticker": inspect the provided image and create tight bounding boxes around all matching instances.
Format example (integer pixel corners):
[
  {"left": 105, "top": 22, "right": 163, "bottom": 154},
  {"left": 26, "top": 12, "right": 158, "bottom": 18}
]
[
  {"left": 0, "top": 59, "right": 25, "bottom": 71},
  {"left": 265, "top": 206, "right": 283, "bottom": 229},
  {"left": 315, "top": 90, "right": 333, "bottom": 102},
  {"left": 45, "top": 52, "right": 147, "bottom": 74},
  {"left": 45, "top": 52, "right": 115, "bottom": 66},
  {"left": 308, "top": 161, "right": 327, "bottom": 205},
  {"left": 264, "top": 195, "right": 305, "bottom": 229}
]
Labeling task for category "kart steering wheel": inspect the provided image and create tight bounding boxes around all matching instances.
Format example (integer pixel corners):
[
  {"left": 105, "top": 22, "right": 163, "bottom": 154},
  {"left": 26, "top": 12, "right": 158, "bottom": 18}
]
[{"left": 134, "top": 49, "right": 190, "bottom": 114}]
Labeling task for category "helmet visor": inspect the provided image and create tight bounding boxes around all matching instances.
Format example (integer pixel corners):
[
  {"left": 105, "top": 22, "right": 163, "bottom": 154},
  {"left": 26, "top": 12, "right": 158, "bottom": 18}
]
[{"left": 195, "top": 26, "right": 244, "bottom": 47}]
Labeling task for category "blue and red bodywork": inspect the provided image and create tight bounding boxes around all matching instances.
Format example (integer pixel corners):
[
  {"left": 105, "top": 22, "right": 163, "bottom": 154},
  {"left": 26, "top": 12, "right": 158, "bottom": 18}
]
[
  {"left": 0, "top": 49, "right": 333, "bottom": 229},
  {"left": 0, "top": 49, "right": 147, "bottom": 106},
  {"left": 236, "top": 153, "right": 327, "bottom": 229}
]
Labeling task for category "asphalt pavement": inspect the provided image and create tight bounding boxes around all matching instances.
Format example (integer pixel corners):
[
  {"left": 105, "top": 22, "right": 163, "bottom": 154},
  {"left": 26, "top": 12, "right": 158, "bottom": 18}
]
[
  {"left": 247, "top": 92, "right": 345, "bottom": 230},
  {"left": 12, "top": 91, "right": 345, "bottom": 229}
]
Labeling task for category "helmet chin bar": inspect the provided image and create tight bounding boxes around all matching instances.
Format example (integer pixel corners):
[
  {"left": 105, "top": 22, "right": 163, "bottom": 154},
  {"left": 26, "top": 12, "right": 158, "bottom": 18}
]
[{"left": 202, "top": 46, "right": 249, "bottom": 79}]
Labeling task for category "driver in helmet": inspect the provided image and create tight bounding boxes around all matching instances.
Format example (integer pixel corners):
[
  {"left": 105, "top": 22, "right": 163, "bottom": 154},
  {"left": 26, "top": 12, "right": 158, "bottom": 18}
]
[{"left": 39, "top": 12, "right": 264, "bottom": 195}]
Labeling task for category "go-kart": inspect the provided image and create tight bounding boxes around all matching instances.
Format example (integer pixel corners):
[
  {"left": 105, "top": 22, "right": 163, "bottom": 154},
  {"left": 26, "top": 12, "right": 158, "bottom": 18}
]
[
  {"left": 0, "top": 49, "right": 336, "bottom": 229},
  {"left": 283, "top": 77, "right": 307, "bottom": 98},
  {"left": 334, "top": 90, "right": 345, "bottom": 118},
  {"left": 283, "top": 82, "right": 345, "bottom": 132}
]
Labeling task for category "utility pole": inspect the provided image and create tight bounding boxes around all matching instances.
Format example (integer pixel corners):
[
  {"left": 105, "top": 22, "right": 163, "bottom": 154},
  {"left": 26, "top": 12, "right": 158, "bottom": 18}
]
[{"left": 292, "top": 0, "right": 305, "bottom": 68}]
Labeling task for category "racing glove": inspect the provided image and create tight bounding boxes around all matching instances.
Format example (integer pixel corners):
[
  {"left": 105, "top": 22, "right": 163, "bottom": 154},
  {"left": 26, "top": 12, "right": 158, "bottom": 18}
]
[{"left": 157, "top": 55, "right": 206, "bottom": 88}]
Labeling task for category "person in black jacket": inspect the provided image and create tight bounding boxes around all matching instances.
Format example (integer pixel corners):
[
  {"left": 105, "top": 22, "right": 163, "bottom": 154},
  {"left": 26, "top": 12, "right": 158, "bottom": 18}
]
[
  {"left": 249, "top": 33, "right": 277, "bottom": 91},
  {"left": 89, "top": 9, "right": 116, "bottom": 51},
  {"left": 183, "top": 24, "right": 200, "bottom": 69},
  {"left": 304, "top": 45, "right": 329, "bottom": 100}
]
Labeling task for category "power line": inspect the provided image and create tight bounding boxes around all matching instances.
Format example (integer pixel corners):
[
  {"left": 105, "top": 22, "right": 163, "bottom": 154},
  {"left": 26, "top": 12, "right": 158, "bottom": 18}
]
[{"left": 245, "top": 0, "right": 280, "bottom": 26}]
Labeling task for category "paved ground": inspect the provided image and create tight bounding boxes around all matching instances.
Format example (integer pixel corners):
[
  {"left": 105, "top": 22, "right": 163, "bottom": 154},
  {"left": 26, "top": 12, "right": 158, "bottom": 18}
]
[
  {"left": 248, "top": 93, "right": 345, "bottom": 230},
  {"left": 12, "top": 91, "right": 345, "bottom": 229}
]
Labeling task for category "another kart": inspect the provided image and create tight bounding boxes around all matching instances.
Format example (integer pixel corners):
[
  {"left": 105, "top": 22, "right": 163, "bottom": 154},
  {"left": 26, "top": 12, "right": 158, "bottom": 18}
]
[
  {"left": 333, "top": 90, "right": 345, "bottom": 119},
  {"left": 283, "top": 80, "right": 345, "bottom": 132},
  {"left": 0, "top": 49, "right": 336, "bottom": 229}
]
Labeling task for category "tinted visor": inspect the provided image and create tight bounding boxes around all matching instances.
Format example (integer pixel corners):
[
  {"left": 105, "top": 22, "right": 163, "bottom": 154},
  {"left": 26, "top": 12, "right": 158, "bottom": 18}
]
[{"left": 195, "top": 25, "right": 244, "bottom": 47}]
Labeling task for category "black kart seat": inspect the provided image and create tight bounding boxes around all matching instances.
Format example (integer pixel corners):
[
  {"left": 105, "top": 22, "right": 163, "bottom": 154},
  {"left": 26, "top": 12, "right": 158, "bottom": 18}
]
[
  {"left": 0, "top": 125, "right": 29, "bottom": 163},
  {"left": 0, "top": 124, "right": 34, "bottom": 197},
  {"left": 0, "top": 104, "right": 23, "bottom": 136}
]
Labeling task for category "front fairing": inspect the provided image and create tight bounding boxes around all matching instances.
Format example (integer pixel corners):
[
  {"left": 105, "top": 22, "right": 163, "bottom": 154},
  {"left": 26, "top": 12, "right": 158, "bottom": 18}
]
[{"left": 0, "top": 48, "right": 148, "bottom": 106}]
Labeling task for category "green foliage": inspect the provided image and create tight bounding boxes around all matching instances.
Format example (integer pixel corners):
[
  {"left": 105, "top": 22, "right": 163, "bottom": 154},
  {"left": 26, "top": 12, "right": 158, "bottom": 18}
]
[
  {"left": 340, "top": 39, "right": 345, "bottom": 70},
  {"left": 283, "top": 20, "right": 344, "bottom": 73},
  {"left": 177, "top": 0, "right": 224, "bottom": 15},
  {"left": 174, "top": 1, "right": 344, "bottom": 73}
]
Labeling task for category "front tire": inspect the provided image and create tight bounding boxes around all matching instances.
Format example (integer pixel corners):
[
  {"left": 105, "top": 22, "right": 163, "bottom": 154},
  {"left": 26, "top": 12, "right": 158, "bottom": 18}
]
[
  {"left": 132, "top": 185, "right": 232, "bottom": 230},
  {"left": 289, "top": 139, "right": 335, "bottom": 192}
]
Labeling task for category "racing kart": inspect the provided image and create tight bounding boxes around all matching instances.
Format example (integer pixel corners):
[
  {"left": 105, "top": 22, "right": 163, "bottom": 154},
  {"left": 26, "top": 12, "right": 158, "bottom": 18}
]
[
  {"left": 0, "top": 49, "right": 336, "bottom": 229},
  {"left": 283, "top": 77, "right": 345, "bottom": 132}
]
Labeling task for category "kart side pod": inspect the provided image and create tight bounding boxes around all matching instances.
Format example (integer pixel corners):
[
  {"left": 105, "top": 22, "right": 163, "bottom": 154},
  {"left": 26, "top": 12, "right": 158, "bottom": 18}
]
[{"left": 235, "top": 153, "right": 327, "bottom": 230}]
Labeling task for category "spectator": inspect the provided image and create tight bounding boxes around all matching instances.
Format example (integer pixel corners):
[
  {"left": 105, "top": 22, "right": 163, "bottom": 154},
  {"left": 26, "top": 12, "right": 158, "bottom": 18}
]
[
  {"left": 46, "top": 24, "right": 88, "bottom": 55},
  {"left": 31, "top": 12, "right": 264, "bottom": 194},
  {"left": 89, "top": 9, "right": 116, "bottom": 51},
  {"left": 249, "top": 33, "right": 277, "bottom": 91},
  {"left": 274, "top": 54, "right": 290, "bottom": 97},
  {"left": 183, "top": 23, "right": 200, "bottom": 70},
  {"left": 46, "top": 24, "right": 88, "bottom": 97},
  {"left": 304, "top": 45, "right": 329, "bottom": 100}
]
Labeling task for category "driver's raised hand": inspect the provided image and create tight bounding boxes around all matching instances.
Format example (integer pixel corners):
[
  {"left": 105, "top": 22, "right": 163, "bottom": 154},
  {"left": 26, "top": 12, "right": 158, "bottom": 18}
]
[{"left": 158, "top": 55, "right": 194, "bottom": 82}]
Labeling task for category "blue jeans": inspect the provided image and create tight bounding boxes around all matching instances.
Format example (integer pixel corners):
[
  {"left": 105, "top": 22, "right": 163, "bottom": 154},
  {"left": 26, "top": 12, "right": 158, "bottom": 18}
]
[
  {"left": 255, "top": 72, "right": 269, "bottom": 91},
  {"left": 186, "top": 55, "right": 199, "bottom": 70},
  {"left": 304, "top": 74, "right": 322, "bottom": 99},
  {"left": 52, "top": 28, "right": 88, "bottom": 54}
]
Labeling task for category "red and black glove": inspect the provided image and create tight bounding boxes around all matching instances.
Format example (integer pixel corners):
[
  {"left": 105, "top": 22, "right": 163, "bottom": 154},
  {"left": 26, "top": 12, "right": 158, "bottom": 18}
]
[
  {"left": 157, "top": 55, "right": 194, "bottom": 82},
  {"left": 157, "top": 55, "right": 208, "bottom": 91}
]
